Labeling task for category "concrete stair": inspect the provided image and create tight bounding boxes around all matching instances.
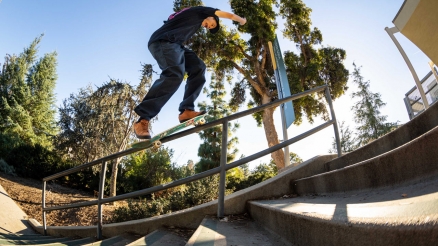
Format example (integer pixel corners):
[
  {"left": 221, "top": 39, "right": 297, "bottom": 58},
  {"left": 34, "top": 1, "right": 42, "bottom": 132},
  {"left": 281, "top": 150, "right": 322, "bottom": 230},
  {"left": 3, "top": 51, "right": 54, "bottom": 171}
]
[
  {"left": 293, "top": 125, "right": 438, "bottom": 195},
  {"left": 186, "top": 216, "right": 288, "bottom": 246},
  {"left": 249, "top": 177, "right": 438, "bottom": 246},
  {"left": 244, "top": 104, "right": 438, "bottom": 245},
  {"left": 0, "top": 232, "right": 138, "bottom": 245},
  {"left": 126, "top": 229, "right": 186, "bottom": 246}
]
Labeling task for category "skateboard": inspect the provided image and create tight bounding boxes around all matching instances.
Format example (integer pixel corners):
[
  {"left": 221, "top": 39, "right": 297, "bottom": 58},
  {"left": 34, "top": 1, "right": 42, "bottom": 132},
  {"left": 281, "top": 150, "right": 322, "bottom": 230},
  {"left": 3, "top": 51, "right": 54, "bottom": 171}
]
[{"left": 131, "top": 114, "right": 207, "bottom": 150}]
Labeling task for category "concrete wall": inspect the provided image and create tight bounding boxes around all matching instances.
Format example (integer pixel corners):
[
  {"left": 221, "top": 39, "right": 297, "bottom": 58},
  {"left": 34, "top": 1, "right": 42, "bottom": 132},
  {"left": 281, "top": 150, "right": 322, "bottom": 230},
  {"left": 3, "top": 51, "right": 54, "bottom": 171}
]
[
  {"left": 294, "top": 125, "right": 438, "bottom": 195},
  {"left": 325, "top": 97, "right": 438, "bottom": 172}
]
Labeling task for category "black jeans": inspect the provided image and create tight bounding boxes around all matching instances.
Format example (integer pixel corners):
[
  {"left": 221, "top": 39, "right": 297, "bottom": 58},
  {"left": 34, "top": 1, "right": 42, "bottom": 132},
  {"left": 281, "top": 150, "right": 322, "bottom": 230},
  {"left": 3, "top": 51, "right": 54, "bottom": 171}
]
[{"left": 135, "top": 41, "right": 206, "bottom": 121}]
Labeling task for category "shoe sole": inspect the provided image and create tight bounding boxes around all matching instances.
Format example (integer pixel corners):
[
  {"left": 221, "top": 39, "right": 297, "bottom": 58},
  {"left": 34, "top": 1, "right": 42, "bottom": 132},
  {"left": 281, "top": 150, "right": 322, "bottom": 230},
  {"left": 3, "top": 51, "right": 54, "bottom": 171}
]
[
  {"left": 134, "top": 129, "right": 151, "bottom": 139},
  {"left": 135, "top": 134, "right": 152, "bottom": 140},
  {"left": 179, "top": 111, "right": 207, "bottom": 123}
]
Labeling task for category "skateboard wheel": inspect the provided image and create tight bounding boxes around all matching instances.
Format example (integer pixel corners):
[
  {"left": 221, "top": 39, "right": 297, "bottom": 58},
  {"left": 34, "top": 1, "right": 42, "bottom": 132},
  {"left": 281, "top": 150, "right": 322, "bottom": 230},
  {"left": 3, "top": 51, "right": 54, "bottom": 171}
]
[
  {"left": 152, "top": 141, "right": 161, "bottom": 148},
  {"left": 196, "top": 118, "right": 206, "bottom": 126}
]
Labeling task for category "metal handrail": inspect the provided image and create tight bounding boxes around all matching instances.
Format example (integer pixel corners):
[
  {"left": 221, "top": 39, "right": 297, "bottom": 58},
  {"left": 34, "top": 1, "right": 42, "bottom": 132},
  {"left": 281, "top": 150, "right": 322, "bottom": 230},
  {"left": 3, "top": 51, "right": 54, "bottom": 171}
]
[{"left": 41, "top": 84, "right": 341, "bottom": 239}]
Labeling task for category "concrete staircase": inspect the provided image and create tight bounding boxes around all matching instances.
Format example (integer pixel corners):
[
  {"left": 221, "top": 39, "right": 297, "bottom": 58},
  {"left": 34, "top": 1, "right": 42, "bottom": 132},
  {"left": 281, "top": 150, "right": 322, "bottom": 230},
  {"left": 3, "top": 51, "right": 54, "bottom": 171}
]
[
  {"left": 243, "top": 102, "right": 438, "bottom": 245},
  {"left": 0, "top": 232, "right": 142, "bottom": 245},
  {"left": 186, "top": 216, "right": 289, "bottom": 246},
  {"left": 24, "top": 102, "right": 438, "bottom": 245}
]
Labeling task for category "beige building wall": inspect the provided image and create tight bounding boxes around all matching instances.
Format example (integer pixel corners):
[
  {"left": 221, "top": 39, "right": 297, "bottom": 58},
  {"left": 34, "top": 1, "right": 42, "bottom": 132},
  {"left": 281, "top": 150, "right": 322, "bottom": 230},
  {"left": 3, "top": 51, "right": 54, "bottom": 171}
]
[{"left": 393, "top": 0, "right": 438, "bottom": 65}]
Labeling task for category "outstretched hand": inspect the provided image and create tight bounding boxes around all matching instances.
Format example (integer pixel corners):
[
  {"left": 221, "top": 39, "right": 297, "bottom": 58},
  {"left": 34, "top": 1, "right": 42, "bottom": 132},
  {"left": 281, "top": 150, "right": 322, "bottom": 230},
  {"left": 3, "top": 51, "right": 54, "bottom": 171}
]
[{"left": 240, "top": 17, "right": 247, "bottom": 25}]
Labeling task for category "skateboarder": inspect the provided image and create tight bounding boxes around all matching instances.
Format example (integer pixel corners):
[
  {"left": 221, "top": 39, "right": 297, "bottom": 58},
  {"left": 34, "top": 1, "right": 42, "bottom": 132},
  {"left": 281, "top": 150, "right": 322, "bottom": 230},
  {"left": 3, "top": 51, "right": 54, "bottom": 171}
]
[{"left": 133, "top": 6, "right": 246, "bottom": 139}]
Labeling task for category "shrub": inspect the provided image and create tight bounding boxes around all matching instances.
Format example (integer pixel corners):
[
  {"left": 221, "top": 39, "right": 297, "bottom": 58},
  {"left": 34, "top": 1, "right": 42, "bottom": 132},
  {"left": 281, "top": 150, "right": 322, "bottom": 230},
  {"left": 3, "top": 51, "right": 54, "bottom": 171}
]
[
  {"left": 0, "top": 158, "right": 17, "bottom": 176},
  {"left": 110, "top": 175, "right": 222, "bottom": 223},
  {"left": 6, "top": 143, "right": 65, "bottom": 179}
]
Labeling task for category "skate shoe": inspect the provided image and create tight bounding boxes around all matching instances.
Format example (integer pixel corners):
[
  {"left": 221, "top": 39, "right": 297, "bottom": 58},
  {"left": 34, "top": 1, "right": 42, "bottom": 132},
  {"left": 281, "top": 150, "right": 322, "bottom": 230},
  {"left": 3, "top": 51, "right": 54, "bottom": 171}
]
[
  {"left": 178, "top": 109, "right": 207, "bottom": 123},
  {"left": 133, "top": 119, "right": 151, "bottom": 139}
]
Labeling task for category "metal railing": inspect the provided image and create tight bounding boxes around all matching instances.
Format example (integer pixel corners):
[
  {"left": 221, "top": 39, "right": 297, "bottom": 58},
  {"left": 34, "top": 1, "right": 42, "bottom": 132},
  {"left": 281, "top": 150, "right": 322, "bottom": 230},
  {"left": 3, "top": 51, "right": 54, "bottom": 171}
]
[
  {"left": 404, "top": 71, "right": 438, "bottom": 119},
  {"left": 41, "top": 84, "right": 341, "bottom": 239}
]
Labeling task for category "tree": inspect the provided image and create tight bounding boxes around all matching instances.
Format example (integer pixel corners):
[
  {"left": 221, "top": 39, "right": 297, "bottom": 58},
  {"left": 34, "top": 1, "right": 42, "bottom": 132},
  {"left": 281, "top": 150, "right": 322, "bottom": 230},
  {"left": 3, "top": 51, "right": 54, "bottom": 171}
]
[
  {"left": 57, "top": 64, "right": 152, "bottom": 197},
  {"left": 120, "top": 147, "right": 175, "bottom": 194},
  {"left": 0, "top": 35, "right": 58, "bottom": 153},
  {"left": 243, "top": 161, "right": 278, "bottom": 188},
  {"left": 329, "top": 121, "right": 357, "bottom": 154},
  {"left": 289, "top": 152, "right": 303, "bottom": 166},
  {"left": 173, "top": 0, "right": 349, "bottom": 169},
  {"left": 351, "top": 63, "right": 398, "bottom": 147},
  {"left": 195, "top": 74, "right": 239, "bottom": 172}
]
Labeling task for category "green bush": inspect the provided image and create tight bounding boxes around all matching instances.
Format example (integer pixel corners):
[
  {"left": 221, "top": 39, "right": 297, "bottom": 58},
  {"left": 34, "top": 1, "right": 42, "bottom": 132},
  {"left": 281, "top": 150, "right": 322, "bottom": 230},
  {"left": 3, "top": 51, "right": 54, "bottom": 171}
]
[
  {"left": 110, "top": 161, "right": 279, "bottom": 223},
  {"left": 241, "top": 162, "right": 278, "bottom": 188},
  {"left": 6, "top": 143, "right": 65, "bottom": 179},
  {"left": 119, "top": 148, "right": 174, "bottom": 194},
  {"left": 0, "top": 158, "right": 16, "bottom": 176},
  {"left": 110, "top": 174, "right": 222, "bottom": 223}
]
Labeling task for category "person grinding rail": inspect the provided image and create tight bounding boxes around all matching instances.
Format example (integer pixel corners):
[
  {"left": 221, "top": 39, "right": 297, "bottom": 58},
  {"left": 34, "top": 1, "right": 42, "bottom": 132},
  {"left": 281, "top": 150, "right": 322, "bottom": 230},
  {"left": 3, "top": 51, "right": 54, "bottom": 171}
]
[{"left": 133, "top": 6, "right": 246, "bottom": 139}]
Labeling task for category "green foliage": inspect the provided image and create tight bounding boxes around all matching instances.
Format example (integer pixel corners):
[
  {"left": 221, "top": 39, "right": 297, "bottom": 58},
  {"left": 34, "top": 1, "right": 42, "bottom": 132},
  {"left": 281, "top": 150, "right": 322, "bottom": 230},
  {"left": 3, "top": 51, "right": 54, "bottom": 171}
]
[
  {"left": 225, "top": 167, "right": 246, "bottom": 191},
  {"left": 0, "top": 158, "right": 16, "bottom": 176},
  {"left": 111, "top": 199, "right": 146, "bottom": 221},
  {"left": 56, "top": 64, "right": 153, "bottom": 198},
  {"left": 173, "top": 0, "right": 202, "bottom": 11},
  {"left": 111, "top": 170, "right": 222, "bottom": 223},
  {"left": 56, "top": 71, "right": 151, "bottom": 166},
  {"left": 329, "top": 121, "right": 358, "bottom": 154},
  {"left": 0, "top": 35, "right": 64, "bottom": 180},
  {"left": 231, "top": 0, "right": 277, "bottom": 41},
  {"left": 196, "top": 74, "right": 239, "bottom": 172},
  {"left": 0, "top": 35, "right": 95, "bottom": 183},
  {"left": 279, "top": 5, "right": 350, "bottom": 158},
  {"left": 120, "top": 147, "right": 175, "bottom": 193},
  {"left": 289, "top": 152, "right": 303, "bottom": 165},
  {"left": 5, "top": 143, "right": 65, "bottom": 179},
  {"left": 0, "top": 132, "right": 19, "bottom": 160},
  {"left": 181, "top": 176, "right": 221, "bottom": 207},
  {"left": 0, "top": 34, "right": 58, "bottom": 150},
  {"left": 172, "top": 0, "right": 349, "bottom": 169},
  {"left": 351, "top": 63, "right": 398, "bottom": 147},
  {"left": 236, "top": 161, "right": 278, "bottom": 190},
  {"left": 111, "top": 154, "right": 294, "bottom": 222}
]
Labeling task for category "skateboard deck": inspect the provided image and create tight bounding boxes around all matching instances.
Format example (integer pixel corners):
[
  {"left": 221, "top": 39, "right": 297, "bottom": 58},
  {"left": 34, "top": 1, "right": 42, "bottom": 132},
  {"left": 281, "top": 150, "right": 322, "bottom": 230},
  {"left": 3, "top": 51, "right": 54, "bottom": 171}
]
[{"left": 131, "top": 114, "right": 207, "bottom": 149}]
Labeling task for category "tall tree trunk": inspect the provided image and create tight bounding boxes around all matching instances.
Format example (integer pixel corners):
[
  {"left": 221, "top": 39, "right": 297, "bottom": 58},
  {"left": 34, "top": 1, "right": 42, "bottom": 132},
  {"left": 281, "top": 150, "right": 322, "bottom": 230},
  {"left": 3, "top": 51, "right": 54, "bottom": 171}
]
[
  {"left": 109, "top": 157, "right": 120, "bottom": 198},
  {"left": 261, "top": 96, "right": 285, "bottom": 169}
]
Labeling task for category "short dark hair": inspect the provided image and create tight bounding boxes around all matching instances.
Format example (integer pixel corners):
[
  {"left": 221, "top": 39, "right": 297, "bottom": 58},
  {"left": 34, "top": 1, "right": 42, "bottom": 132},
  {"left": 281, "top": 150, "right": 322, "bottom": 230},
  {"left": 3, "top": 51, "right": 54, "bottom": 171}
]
[{"left": 210, "top": 15, "right": 220, "bottom": 34}]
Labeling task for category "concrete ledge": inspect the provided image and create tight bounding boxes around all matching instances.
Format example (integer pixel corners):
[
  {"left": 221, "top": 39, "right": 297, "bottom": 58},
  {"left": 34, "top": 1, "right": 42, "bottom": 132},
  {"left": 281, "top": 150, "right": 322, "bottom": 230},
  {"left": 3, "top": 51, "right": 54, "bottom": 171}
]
[
  {"left": 28, "top": 219, "right": 96, "bottom": 238},
  {"left": 249, "top": 194, "right": 438, "bottom": 246},
  {"left": 250, "top": 177, "right": 438, "bottom": 246},
  {"left": 294, "top": 125, "right": 438, "bottom": 195},
  {"left": 29, "top": 154, "right": 337, "bottom": 238},
  {"left": 325, "top": 99, "right": 438, "bottom": 172},
  {"left": 0, "top": 184, "right": 35, "bottom": 234}
]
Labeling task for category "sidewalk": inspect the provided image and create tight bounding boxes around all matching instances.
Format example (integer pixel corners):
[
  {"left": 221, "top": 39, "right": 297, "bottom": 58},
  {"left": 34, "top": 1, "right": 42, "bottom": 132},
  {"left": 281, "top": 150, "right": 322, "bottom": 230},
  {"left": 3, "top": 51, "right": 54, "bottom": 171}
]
[{"left": 0, "top": 184, "right": 36, "bottom": 234}]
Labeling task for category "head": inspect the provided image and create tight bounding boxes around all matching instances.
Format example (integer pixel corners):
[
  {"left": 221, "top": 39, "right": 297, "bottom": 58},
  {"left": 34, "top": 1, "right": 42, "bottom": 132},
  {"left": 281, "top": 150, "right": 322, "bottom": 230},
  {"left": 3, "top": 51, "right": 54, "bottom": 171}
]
[{"left": 202, "top": 16, "right": 220, "bottom": 34}]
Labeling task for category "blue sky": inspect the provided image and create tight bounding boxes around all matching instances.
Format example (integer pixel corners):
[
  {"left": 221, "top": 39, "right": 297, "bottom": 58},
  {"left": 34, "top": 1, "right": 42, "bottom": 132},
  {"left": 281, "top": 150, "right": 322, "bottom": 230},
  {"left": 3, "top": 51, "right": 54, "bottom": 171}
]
[{"left": 0, "top": 1, "right": 432, "bottom": 167}]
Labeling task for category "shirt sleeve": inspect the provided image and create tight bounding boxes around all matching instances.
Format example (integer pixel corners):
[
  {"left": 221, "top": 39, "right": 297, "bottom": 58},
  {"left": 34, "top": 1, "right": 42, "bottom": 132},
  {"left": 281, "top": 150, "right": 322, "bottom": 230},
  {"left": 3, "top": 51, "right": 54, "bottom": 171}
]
[{"left": 193, "top": 6, "right": 219, "bottom": 19}]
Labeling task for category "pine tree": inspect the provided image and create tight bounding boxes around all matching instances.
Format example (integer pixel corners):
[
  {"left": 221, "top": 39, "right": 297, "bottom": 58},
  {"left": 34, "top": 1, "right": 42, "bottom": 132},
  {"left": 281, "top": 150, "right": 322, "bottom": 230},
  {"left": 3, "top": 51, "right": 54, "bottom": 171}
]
[
  {"left": 57, "top": 64, "right": 152, "bottom": 197},
  {"left": 329, "top": 121, "right": 358, "bottom": 154},
  {"left": 351, "top": 63, "right": 398, "bottom": 147},
  {"left": 0, "top": 35, "right": 58, "bottom": 152},
  {"left": 195, "top": 74, "right": 239, "bottom": 173}
]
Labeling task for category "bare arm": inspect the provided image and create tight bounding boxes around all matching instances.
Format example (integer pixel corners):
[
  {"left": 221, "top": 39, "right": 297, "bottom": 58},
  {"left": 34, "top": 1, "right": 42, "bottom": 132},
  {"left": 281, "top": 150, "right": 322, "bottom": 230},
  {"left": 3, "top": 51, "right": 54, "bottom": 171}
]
[{"left": 215, "top": 10, "right": 246, "bottom": 25}]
